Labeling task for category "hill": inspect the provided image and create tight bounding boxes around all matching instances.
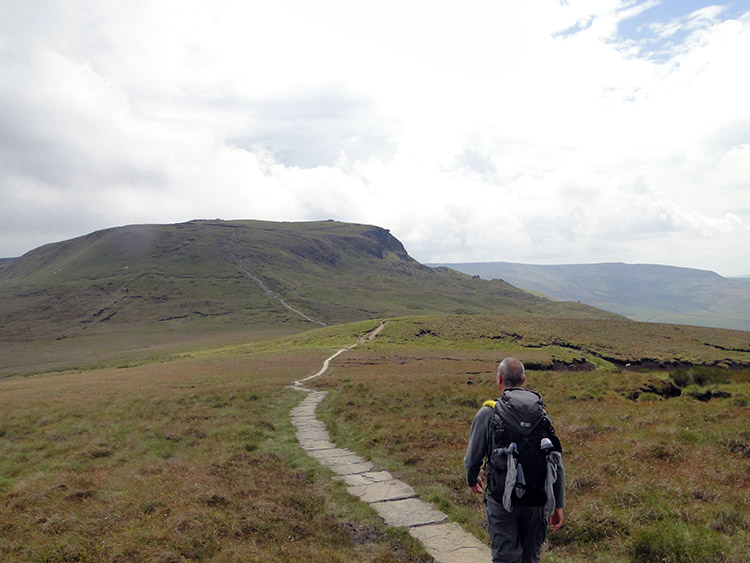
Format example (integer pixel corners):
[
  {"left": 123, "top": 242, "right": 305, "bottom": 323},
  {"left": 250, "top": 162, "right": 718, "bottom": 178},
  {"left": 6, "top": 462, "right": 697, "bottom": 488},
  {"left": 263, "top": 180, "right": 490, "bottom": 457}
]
[
  {"left": 429, "top": 261, "right": 750, "bottom": 331},
  {"left": 0, "top": 220, "right": 618, "bottom": 375}
]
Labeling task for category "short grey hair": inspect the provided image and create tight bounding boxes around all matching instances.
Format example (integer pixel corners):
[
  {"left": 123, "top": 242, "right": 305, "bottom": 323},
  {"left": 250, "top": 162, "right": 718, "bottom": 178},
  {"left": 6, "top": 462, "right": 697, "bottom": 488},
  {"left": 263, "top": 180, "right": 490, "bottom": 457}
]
[{"left": 497, "top": 357, "right": 525, "bottom": 387}]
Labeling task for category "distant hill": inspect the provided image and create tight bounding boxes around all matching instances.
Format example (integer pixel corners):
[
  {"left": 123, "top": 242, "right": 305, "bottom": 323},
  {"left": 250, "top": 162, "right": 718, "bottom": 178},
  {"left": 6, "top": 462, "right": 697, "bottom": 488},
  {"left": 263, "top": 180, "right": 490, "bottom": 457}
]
[
  {"left": 0, "top": 220, "right": 618, "bottom": 347},
  {"left": 428, "top": 262, "right": 750, "bottom": 331}
]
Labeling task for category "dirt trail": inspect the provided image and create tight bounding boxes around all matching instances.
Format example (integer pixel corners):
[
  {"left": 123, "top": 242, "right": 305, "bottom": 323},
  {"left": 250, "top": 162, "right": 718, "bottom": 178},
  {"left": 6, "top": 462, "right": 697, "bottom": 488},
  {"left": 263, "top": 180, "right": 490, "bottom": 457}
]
[
  {"left": 230, "top": 232, "right": 326, "bottom": 326},
  {"left": 289, "top": 322, "right": 491, "bottom": 562},
  {"left": 356, "top": 319, "right": 388, "bottom": 343},
  {"left": 292, "top": 320, "right": 388, "bottom": 388}
]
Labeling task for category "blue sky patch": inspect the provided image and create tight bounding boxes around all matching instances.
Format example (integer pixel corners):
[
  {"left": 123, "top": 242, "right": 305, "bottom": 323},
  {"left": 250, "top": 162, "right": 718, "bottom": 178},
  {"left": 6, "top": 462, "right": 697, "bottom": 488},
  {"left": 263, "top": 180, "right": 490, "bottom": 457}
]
[{"left": 618, "top": 1, "right": 746, "bottom": 59}]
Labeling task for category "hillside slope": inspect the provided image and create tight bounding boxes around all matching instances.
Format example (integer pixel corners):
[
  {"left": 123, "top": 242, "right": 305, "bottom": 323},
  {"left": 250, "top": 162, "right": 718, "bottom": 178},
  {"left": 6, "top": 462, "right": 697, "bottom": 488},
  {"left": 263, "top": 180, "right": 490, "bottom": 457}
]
[
  {"left": 0, "top": 220, "right": 618, "bottom": 348},
  {"left": 430, "top": 261, "right": 750, "bottom": 331}
]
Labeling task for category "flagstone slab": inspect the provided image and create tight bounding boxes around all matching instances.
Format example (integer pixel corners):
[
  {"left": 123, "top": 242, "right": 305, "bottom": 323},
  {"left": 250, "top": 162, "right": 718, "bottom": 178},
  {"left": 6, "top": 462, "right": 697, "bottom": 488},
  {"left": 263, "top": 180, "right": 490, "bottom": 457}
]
[
  {"left": 297, "top": 426, "right": 328, "bottom": 434},
  {"left": 290, "top": 417, "right": 317, "bottom": 425},
  {"left": 292, "top": 418, "right": 327, "bottom": 427},
  {"left": 346, "top": 479, "right": 416, "bottom": 503},
  {"left": 296, "top": 429, "right": 332, "bottom": 443},
  {"left": 335, "top": 471, "right": 394, "bottom": 487},
  {"left": 300, "top": 439, "right": 337, "bottom": 451},
  {"left": 408, "top": 522, "right": 492, "bottom": 563},
  {"left": 369, "top": 497, "right": 448, "bottom": 528},
  {"left": 323, "top": 454, "right": 369, "bottom": 467},
  {"left": 306, "top": 447, "right": 356, "bottom": 459},
  {"left": 309, "top": 450, "right": 367, "bottom": 466},
  {"left": 290, "top": 415, "right": 318, "bottom": 423},
  {"left": 290, "top": 410, "right": 319, "bottom": 417},
  {"left": 296, "top": 424, "right": 329, "bottom": 433},
  {"left": 327, "top": 461, "right": 375, "bottom": 475}
]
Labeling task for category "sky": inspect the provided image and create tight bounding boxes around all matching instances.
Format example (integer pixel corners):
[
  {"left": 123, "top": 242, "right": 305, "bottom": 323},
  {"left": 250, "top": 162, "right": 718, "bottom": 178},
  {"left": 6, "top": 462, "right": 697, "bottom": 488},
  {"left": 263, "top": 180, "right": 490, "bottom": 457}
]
[{"left": 1, "top": 1, "right": 749, "bottom": 276}]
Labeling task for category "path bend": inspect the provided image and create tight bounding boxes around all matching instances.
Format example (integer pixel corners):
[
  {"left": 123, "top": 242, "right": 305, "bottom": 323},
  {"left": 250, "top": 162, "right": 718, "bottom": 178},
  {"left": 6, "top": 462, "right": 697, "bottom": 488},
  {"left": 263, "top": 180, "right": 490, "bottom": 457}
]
[{"left": 289, "top": 322, "right": 491, "bottom": 562}]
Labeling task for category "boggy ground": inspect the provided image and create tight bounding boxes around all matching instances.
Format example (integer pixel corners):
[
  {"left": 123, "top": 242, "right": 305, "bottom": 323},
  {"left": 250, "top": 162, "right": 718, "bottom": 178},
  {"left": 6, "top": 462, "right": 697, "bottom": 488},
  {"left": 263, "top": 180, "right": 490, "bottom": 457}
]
[{"left": 313, "top": 341, "right": 750, "bottom": 562}]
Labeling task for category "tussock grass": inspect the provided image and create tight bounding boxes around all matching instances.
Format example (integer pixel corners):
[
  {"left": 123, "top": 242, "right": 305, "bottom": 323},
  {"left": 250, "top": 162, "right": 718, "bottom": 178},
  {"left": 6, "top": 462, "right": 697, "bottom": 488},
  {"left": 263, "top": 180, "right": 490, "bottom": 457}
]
[{"left": 671, "top": 366, "right": 730, "bottom": 387}]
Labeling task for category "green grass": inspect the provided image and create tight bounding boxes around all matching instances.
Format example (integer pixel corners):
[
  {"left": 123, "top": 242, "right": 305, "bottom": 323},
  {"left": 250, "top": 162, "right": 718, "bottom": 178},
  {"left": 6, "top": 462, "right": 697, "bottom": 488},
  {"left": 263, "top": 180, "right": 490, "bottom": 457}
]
[{"left": 631, "top": 521, "right": 730, "bottom": 562}]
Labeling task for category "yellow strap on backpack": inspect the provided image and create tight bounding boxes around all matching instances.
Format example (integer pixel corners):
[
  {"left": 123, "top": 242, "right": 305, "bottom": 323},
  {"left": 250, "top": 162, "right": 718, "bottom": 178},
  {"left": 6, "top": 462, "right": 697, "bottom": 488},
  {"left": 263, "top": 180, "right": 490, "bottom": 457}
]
[{"left": 483, "top": 399, "right": 496, "bottom": 409}]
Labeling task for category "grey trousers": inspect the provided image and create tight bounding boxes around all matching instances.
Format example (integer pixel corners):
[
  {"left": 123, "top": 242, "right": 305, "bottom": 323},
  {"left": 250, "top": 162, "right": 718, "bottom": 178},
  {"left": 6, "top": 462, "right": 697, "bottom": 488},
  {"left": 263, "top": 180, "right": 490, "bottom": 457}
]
[{"left": 486, "top": 497, "right": 548, "bottom": 563}]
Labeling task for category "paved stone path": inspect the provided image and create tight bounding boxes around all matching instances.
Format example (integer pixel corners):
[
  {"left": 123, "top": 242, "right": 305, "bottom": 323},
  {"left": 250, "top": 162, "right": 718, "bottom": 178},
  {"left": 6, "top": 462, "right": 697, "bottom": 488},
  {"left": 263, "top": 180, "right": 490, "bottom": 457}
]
[{"left": 289, "top": 332, "right": 491, "bottom": 562}]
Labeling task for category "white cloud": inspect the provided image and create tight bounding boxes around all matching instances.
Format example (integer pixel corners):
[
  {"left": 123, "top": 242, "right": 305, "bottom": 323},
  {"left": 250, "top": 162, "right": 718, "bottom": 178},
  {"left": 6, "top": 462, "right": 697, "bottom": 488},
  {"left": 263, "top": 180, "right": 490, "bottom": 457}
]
[{"left": 0, "top": 0, "right": 749, "bottom": 276}]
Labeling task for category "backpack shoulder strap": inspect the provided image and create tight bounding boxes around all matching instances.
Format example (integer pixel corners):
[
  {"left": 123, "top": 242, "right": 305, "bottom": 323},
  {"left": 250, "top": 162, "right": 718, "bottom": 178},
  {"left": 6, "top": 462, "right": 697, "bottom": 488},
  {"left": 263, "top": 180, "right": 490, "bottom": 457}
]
[{"left": 485, "top": 398, "right": 504, "bottom": 451}]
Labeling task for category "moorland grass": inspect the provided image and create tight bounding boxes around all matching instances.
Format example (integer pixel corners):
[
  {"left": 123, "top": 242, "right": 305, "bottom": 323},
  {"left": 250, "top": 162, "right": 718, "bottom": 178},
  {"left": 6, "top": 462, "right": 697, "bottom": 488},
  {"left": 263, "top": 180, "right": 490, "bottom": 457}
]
[
  {"left": 0, "top": 345, "right": 431, "bottom": 562},
  {"left": 312, "top": 318, "right": 750, "bottom": 562},
  {"left": 364, "top": 315, "right": 750, "bottom": 366},
  {"left": 2, "top": 314, "right": 749, "bottom": 561},
  {"left": 0, "top": 320, "right": 315, "bottom": 378}
]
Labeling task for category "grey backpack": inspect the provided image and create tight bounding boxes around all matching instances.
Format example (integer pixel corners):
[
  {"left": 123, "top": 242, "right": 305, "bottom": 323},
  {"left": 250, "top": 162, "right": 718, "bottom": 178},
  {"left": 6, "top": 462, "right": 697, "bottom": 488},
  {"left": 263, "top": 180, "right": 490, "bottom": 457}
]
[{"left": 486, "top": 388, "right": 562, "bottom": 510}]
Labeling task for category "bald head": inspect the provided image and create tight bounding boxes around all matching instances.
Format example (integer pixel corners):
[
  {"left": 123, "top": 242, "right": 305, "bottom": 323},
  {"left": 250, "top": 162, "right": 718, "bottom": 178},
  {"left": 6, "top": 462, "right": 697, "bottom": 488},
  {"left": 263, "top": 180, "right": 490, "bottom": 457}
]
[{"left": 497, "top": 357, "right": 525, "bottom": 388}]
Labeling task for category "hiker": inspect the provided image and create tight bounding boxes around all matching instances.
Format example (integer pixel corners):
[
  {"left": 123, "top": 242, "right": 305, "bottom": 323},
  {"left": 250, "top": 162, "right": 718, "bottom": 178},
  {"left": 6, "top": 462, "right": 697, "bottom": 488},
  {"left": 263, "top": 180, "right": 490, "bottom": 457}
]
[{"left": 465, "top": 358, "right": 565, "bottom": 563}]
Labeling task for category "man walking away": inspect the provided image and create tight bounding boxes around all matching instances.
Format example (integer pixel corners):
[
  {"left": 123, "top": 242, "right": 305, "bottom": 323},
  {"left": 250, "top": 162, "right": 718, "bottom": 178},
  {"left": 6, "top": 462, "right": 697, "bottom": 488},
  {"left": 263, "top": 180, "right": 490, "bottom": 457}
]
[{"left": 465, "top": 358, "right": 565, "bottom": 563}]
